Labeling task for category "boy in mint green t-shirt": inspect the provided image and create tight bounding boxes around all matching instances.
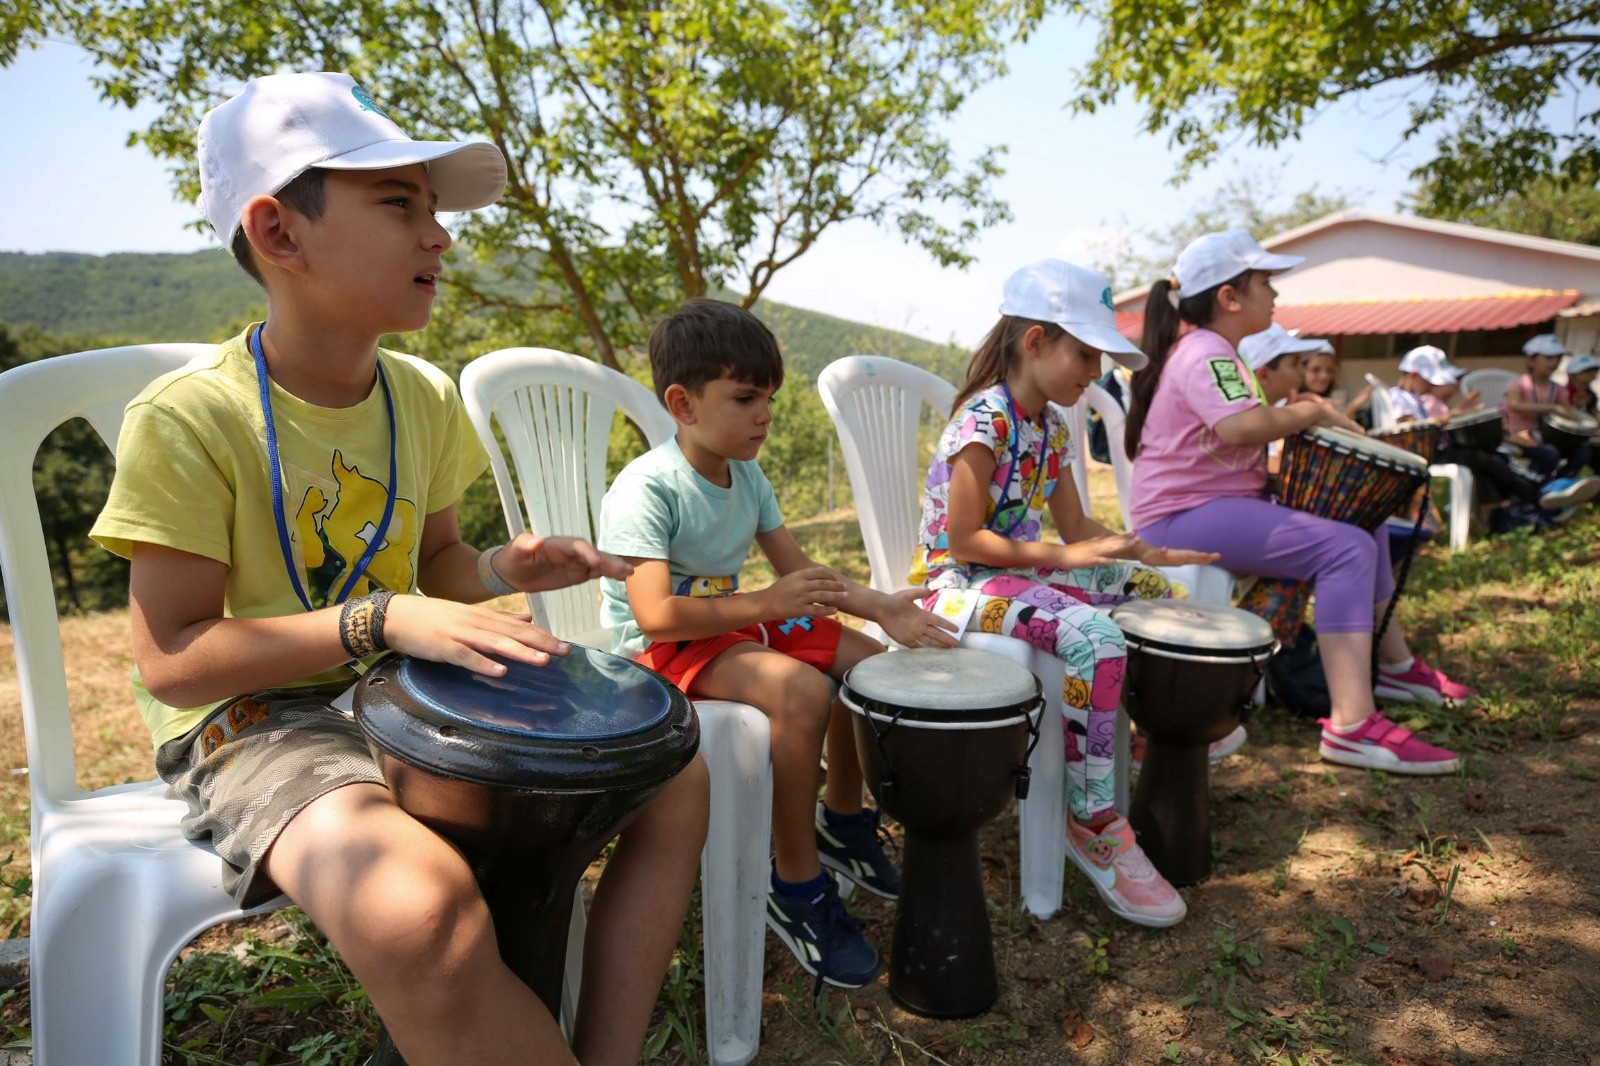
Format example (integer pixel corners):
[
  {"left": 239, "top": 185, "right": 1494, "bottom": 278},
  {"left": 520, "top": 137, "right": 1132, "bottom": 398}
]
[{"left": 599, "top": 298, "right": 957, "bottom": 992}]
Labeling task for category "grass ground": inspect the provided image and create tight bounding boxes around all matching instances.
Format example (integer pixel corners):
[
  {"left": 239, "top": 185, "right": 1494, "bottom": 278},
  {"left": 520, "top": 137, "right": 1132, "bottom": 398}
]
[{"left": 0, "top": 469, "right": 1596, "bottom": 1064}]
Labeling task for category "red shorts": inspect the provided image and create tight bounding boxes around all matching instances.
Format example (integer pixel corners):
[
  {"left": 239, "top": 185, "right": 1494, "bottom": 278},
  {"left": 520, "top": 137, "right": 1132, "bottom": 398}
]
[{"left": 636, "top": 616, "right": 843, "bottom": 697}]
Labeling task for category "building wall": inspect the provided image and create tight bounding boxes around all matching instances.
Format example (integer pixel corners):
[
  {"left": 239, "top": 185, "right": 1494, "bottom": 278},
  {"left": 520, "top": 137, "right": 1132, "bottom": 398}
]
[{"left": 1271, "top": 221, "right": 1600, "bottom": 303}]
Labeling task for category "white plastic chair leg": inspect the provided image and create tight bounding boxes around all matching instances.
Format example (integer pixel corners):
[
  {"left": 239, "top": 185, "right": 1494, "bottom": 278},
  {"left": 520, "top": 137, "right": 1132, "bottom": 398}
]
[
  {"left": 694, "top": 701, "right": 772, "bottom": 1066},
  {"left": 1114, "top": 710, "right": 1132, "bottom": 816},
  {"left": 1449, "top": 467, "right": 1472, "bottom": 552},
  {"left": 960, "top": 632, "right": 1069, "bottom": 919},
  {"left": 560, "top": 886, "right": 586, "bottom": 1038}
]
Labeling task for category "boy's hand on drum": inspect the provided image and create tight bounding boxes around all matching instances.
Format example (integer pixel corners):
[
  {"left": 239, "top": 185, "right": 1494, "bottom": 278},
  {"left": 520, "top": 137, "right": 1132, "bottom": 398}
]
[
  {"left": 761, "top": 566, "right": 846, "bottom": 620},
  {"left": 1297, "top": 400, "right": 1364, "bottom": 435},
  {"left": 1136, "top": 544, "right": 1222, "bottom": 568},
  {"left": 881, "top": 588, "right": 960, "bottom": 649},
  {"left": 383, "top": 595, "right": 570, "bottom": 677},
  {"left": 1057, "top": 533, "right": 1139, "bottom": 569},
  {"left": 498, "top": 533, "right": 633, "bottom": 592}
]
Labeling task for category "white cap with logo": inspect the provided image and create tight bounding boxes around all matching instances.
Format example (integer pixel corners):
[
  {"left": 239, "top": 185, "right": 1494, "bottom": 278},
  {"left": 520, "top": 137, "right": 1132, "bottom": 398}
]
[
  {"left": 1399, "top": 346, "right": 1458, "bottom": 386},
  {"left": 1565, "top": 353, "right": 1599, "bottom": 376},
  {"left": 1171, "top": 229, "right": 1303, "bottom": 301},
  {"left": 1000, "top": 259, "right": 1148, "bottom": 370},
  {"left": 1238, "top": 324, "right": 1325, "bottom": 372},
  {"left": 198, "top": 72, "right": 508, "bottom": 242},
  {"left": 1523, "top": 333, "right": 1567, "bottom": 358}
]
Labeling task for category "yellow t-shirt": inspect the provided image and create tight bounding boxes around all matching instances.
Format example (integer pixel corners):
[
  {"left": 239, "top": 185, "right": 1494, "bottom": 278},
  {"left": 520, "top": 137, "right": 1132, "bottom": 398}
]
[{"left": 91, "top": 326, "right": 489, "bottom": 747}]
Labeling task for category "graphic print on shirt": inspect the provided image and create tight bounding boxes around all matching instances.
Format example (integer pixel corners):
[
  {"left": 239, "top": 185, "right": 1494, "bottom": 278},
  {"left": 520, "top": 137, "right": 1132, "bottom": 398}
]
[
  {"left": 292, "top": 449, "right": 417, "bottom": 607},
  {"left": 1208, "top": 358, "right": 1252, "bottom": 403},
  {"left": 676, "top": 574, "right": 739, "bottom": 598}
]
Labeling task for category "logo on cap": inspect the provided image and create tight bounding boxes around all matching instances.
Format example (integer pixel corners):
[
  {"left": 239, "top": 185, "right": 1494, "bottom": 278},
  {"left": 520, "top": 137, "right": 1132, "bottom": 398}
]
[
  {"left": 1100, "top": 287, "right": 1114, "bottom": 311},
  {"left": 351, "top": 85, "right": 390, "bottom": 120}
]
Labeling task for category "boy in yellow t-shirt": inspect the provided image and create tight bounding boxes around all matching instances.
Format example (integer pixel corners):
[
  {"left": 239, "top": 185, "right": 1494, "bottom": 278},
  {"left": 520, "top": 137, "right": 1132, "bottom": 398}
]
[{"left": 90, "top": 73, "right": 707, "bottom": 1065}]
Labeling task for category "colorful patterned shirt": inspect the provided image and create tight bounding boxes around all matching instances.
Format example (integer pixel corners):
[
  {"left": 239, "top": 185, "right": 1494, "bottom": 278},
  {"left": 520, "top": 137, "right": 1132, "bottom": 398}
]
[{"left": 910, "top": 384, "right": 1072, "bottom": 589}]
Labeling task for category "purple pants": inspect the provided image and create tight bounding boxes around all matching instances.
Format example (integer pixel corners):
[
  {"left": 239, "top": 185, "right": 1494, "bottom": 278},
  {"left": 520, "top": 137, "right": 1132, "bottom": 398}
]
[{"left": 1138, "top": 496, "right": 1394, "bottom": 633}]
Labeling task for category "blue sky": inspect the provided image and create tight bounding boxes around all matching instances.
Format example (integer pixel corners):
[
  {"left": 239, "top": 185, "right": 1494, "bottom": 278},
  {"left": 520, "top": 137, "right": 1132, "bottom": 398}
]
[{"left": 0, "top": 18, "right": 1477, "bottom": 345}]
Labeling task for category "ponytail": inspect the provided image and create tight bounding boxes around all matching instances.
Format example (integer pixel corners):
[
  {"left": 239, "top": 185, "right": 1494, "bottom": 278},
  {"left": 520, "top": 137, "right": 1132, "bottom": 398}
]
[
  {"left": 952, "top": 316, "right": 1064, "bottom": 414},
  {"left": 1124, "top": 269, "right": 1252, "bottom": 457}
]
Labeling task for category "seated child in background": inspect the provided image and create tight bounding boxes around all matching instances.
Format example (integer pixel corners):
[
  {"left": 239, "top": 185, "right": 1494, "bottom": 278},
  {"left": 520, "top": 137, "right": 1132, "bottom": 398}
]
[
  {"left": 1502, "top": 334, "right": 1590, "bottom": 479},
  {"left": 1238, "top": 324, "right": 1323, "bottom": 476},
  {"left": 1391, "top": 346, "right": 1599, "bottom": 527},
  {"left": 1300, "top": 343, "right": 1375, "bottom": 423},
  {"left": 1563, "top": 353, "right": 1600, "bottom": 475},
  {"left": 91, "top": 73, "right": 707, "bottom": 1065},
  {"left": 911, "top": 258, "right": 1221, "bottom": 929},
  {"left": 598, "top": 298, "right": 958, "bottom": 991}
]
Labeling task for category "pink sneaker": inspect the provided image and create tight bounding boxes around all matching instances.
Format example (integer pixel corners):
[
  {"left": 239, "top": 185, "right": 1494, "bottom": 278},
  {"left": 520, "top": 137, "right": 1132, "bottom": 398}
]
[
  {"left": 1375, "top": 658, "right": 1478, "bottom": 706},
  {"left": 1318, "top": 712, "right": 1460, "bottom": 775},
  {"left": 1066, "top": 815, "right": 1187, "bottom": 927}
]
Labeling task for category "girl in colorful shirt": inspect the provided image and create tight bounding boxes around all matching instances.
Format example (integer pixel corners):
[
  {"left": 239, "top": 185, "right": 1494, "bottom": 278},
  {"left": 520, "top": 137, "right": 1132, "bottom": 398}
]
[
  {"left": 911, "top": 259, "right": 1218, "bottom": 928},
  {"left": 1126, "top": 229, "right": 1470, "bottom": 775}
]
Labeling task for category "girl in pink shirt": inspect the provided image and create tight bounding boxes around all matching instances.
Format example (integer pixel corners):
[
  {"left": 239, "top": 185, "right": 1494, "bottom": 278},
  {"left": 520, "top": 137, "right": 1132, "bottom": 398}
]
[{"left": 1127, "top": 230, "right": 1469, "bottom": 776}]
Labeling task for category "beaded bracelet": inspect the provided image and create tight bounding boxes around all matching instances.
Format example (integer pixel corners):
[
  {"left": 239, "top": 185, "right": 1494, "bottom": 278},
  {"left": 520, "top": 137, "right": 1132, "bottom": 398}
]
[
  {"left": 339, "top": 589, "right": 395, "bottom": 659},
  {"left": 477, "top": 544, "right": 518, "bottom": 597}
]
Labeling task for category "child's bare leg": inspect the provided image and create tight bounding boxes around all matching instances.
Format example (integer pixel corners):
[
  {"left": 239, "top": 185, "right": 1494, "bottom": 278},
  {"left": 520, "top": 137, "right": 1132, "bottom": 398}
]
[
  {"left": 821, "top": 627, "right": 884, "bottom": 815},
  {"left": 1318, "top": 630, "right": 1379, "bottom": 729},
  {"left": 1373, "top": 596, "right": 1412, "bottom": 664},
  {"left": 693, "top": 642, "right": 831, "bottom": 882},
  {"left": 263, "top": 783, "right": 572, "bottom": 1066},
  {"left": 572, "top": 756, "right": 710, "bottom": 1066}
]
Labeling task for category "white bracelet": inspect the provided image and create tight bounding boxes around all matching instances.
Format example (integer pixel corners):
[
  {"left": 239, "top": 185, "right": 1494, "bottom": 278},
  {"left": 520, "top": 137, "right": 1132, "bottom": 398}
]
[{"left": 477, "top": 544, "right": 518, "bottom": 597}]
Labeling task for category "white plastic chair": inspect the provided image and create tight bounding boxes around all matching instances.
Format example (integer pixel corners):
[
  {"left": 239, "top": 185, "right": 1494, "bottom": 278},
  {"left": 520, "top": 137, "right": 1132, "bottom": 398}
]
[
  {"left": 1460, "top": 368, "right": 1516, "bottom": 412},
  {"left": 817, "top": 356, "right": 1239, "bottom": 918},
  {"left": 459, "top": 348, "right": 768, "bottom": 1066},
  {"left": 0, "top": 344, "right": 297, "bottom": 1066},
  {"left": 1367, "top": 378, "right": 1473, "bottom": 552}
]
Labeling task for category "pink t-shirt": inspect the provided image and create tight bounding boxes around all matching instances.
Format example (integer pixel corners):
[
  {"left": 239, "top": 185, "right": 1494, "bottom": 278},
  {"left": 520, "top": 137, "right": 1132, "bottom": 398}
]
[
  {"left": 1501, "top": 373, "right": 1562, "bottom": 434},
  {"left": 1419, "top": 393, "right": 1449, "bottom": 419},
  {"left": 1129, "top": 328, "right": 1266, "bottom": 531}
]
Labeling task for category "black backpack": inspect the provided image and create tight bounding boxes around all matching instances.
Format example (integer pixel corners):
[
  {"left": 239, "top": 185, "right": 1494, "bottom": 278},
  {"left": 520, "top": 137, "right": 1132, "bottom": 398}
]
[{"left": 1265, "top": 623, "right": 1331, "bottom": 719}]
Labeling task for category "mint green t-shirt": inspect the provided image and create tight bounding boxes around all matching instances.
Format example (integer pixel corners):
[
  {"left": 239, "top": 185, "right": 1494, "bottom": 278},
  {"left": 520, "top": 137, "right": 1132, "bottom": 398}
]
[{"left": 598, "top": 438, "right": 784, "bottom": 656}]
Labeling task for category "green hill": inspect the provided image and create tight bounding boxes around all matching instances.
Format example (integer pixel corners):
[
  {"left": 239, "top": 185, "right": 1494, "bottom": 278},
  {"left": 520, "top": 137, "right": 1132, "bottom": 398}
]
[{"left": 0, "top": 249, "right": 968, "bottom": 380}]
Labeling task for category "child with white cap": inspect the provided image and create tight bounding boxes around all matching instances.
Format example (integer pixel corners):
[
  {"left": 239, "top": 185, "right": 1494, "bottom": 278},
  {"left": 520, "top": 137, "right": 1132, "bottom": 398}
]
[
  {"left": 1502, "top": 334, "right": 1585, "bottom": 475},
  {"left": 910, "top": 259, "right": 1219, "bottom": 928},
  {"left": 89, "top": 72, "right": 708, "bottom": 1064},
  {"left": 1125, "top": 230, "right": 1470, "bottom": 774}
]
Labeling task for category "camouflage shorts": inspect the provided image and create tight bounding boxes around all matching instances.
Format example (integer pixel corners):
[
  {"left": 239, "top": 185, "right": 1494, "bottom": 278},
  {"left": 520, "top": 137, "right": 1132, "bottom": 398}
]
[{"left": 155, "top": 686, "right": 387, "bottom": 907}]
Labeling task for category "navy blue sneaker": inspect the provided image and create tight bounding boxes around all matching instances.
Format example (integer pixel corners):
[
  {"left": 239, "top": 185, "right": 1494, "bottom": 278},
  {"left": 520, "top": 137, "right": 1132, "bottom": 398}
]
[
  {"left": 766, "top": 876, "right": 880, "bottom": 991},
  {"left": 815, "top": 804, "right": 901, "bottom": 900}
]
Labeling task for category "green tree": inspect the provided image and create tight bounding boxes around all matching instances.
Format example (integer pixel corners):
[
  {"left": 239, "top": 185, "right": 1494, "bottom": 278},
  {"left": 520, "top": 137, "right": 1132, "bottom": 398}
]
[
  {"left": 1066, "top": 0, "right": 1600, "bottom": 217},
  {"left": 1410, "top": 173, "right": 1600, "bottom": 246},
  {"left": 23, "top": 0, "right": 1026, "bottom": 370}
]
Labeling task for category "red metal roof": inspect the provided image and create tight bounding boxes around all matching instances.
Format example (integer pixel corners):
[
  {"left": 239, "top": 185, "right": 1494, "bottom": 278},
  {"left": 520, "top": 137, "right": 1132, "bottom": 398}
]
[{"left": 1116, "top": 289, "right": 1580, "bottom": 340}]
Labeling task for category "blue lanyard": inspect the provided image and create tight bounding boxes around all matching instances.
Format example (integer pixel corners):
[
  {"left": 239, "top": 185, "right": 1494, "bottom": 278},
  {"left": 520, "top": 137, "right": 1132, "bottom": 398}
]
[
  {"left": 250, "top": 323, "right": 398, "bottom": 612},
  {"left": 991, "top": 382, "right": 1049, "bottom": 538}
]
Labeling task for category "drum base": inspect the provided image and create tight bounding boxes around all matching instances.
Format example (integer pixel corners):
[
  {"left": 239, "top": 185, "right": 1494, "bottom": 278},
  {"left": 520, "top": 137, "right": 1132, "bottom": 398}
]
[
  {"left": 1128, "top": 740, "right": 1213, "bottom": 887},
  {"left": 888, "top": 831, "right": 998, "bottom": 1018}
]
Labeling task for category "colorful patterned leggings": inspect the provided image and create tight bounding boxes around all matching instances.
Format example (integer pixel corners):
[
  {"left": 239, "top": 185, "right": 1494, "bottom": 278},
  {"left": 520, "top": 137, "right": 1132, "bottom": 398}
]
[{"left": 923, "top": 563, "right": 1174, "bottom": 821}]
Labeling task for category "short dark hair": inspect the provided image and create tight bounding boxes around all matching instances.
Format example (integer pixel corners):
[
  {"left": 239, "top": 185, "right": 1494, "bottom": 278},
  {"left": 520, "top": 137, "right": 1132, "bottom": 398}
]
[
  {"left": 229, "top": 168, "right": 329, "bottom": 286},
  {"left": 647, "top": 298, "right": 785, "bottom": 404}
]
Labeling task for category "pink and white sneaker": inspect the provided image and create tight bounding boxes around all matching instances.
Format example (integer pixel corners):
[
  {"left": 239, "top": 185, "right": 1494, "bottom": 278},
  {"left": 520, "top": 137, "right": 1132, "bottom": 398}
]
[
  {"left": 1375, "top": 658, "right": 1478, "bottom": 706},
  {"left": 1066, "top": 815, "right": 1187, "bottom": 927},
  {"left": 1318, "top": 712, "right": 1460, "bottom": 775}
]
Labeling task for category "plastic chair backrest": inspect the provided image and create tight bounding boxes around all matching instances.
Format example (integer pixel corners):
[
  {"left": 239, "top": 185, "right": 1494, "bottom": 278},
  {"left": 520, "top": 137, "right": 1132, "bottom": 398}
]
[
  {"left": 459, "top": 348, "right": 675, "bottom": 638},
  {"left": 817, "top": 356, "right": 956, "bottom": 594},
  {"left": 1460, "top": 368, "right": 1516, "bottom": 411},
  {"left": 1081, "top": 383, "right": 1132, "bottom": 530},
  {"left": 1367, "top": 381, "right": 1399, "bottom": 429},
  {"left": 0, "top": 343, "right": 214, "bottom": 808}
]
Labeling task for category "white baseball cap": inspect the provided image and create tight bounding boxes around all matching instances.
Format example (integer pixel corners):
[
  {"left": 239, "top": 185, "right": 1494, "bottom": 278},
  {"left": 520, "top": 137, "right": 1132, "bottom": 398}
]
[
  {"left": 999, "top": 259, "right": 1148, "bottom": 370},
  {"left": 198, "top": 72, "right": 508, "bottom": 242},
  {"left": 1400, "top": 347, "right": 1458, "bottom": 386},
  {"left": 1398, "top": 344, "right": 1447, "bottom": 373},
  {"left": 1238, "top": 324, "right": 1324, "bottom": 372},
  {"left": 1565, "top": 353, "right": 1599, "bottom": 375},
  {"left": 1172, "top": 229, "right": 1303, "bottom": 300},
  {"left": 1523, "top": 333, "right": 1567, "bottom": 358}
]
